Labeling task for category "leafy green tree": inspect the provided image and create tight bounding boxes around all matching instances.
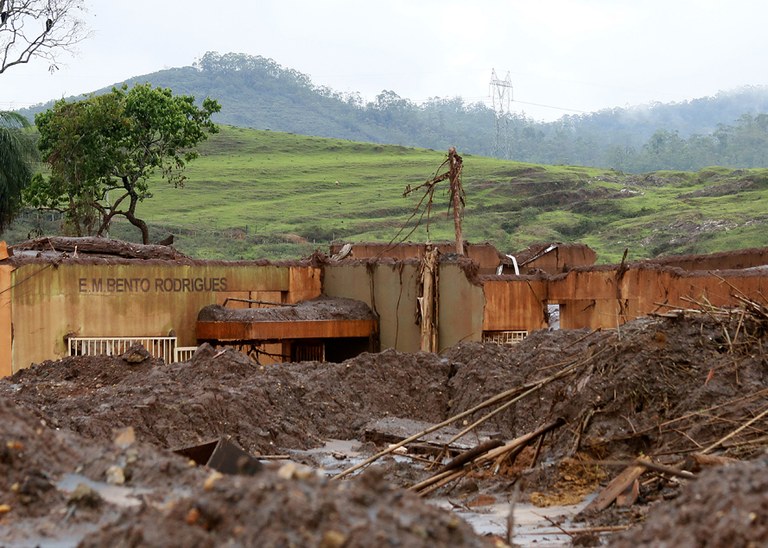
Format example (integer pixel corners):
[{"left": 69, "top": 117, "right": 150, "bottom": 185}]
[
  {"left": 29, "top": 84, "right": 221, "bottom": 243},
  {"left": 0, "top": 111, "right": 36, "bottom": 233}
]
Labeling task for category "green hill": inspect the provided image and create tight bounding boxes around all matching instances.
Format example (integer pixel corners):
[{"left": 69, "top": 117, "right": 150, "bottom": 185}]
[
  {"left": 8, "top": 126, "right": 768, "bottom": 263},
  {"left": 15, "top": 52, "right": 768, "bottom": 173}
]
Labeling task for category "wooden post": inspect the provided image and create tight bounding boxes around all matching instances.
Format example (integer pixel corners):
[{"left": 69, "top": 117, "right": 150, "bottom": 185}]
[
  {"left": 419, "top": 247, "right": 439, "bottom": 352},
  {"left": 447, "top": 147, "right": 464, "bottom": 255}
]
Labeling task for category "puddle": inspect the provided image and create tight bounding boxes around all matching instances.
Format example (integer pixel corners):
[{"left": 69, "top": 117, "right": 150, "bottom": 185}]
[
  {"left": 431, "top": 497, "right": 596, "bottom": 546},
  {"left": 288, "top": 438, "right": 368, "bottom": 475},
  {"left": 57, "top": 473, "right": 154, "bottom": 507},
  {"left": 292, "top": 440, "right": 602, "bottom": 546}
]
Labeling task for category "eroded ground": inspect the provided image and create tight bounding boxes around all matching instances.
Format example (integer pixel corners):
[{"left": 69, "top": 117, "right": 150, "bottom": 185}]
[{"left": 2, "top": 307, "right": 767, "bottom": 546}]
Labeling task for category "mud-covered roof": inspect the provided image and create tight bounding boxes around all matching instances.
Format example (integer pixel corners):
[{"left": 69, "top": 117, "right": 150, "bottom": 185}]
[{"left": 198, "top": 296, "right": 376, "bottom": 322}]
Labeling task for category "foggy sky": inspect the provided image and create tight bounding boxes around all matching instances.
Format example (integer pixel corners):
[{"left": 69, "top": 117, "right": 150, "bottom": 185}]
[{"left": 2, "top": 0, "right": 767, "bottom": 121}]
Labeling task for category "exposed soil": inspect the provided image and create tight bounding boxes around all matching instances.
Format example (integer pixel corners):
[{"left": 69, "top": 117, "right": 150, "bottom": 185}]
[
  {"left": 2, "top": 307, "right": 768, "bottom": 546},
  {"left": 198, "top": 296, "right": 376, "bottom": 322}
]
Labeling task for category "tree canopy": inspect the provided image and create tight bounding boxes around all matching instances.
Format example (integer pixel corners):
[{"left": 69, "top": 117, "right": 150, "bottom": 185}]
[
  {"left": 0, "top": 111, "right": 36, "bottom": 232},
  {"left": 28, "top": 84, "right": 221, "bottom": 243}
]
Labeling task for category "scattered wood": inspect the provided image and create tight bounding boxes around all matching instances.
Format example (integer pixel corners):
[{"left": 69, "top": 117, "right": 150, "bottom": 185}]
[
  {"left": 363, "top": 417, "right": 498, "bottom": 456},
  {"left": 435, "top": 439, "right": 504, "bottom": 475},
  {"left": 411, "top": 418, "right": 565, "bottom": 495},
  {"left": 701, "top": 404, "right": 768, "bottom": 454},
  {"left": 11, "top": 236, "right": 187, "bottom": 261},
  {"left": 334, "top": 346, "right": 607, "bottom": 481},
  {"left": 516, "top": 525, "right": 631, "bottom": 536},
  {"left": 615, "top": 478, "right": 640, "bottom": 507},
  {"left": 582, "top": 459, "right": 648, "bottom": 513},
  {"left": 685, "top": 453, "right": 738, "bottom": 472},
  {"left": 587, "top": 458, "right": 695, "bottom": 480}
]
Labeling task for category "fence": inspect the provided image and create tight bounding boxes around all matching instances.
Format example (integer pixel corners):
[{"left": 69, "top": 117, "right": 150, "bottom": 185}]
[
  {"left": 482, "top": 330, "right": 528, "bottom": 346},
  {"left": 67, "top": 336, "right": 190, "bottom": 363}
]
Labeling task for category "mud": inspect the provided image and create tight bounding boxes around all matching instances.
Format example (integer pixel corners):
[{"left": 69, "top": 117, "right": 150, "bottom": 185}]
[{"left": 1, "top": 309, "right": 767, "bottom": 546}]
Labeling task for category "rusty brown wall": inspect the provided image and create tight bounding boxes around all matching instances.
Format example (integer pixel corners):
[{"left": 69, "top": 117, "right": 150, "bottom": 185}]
[
  {"left": 509, "top": 244, "right": 597, "bottom": 275},
  {"left": 648, "top": 248, "right": 768, "bottom": 271},
  {"left": 524, "top": 267, "right": 768, "bottom": 330},
  {"left": 522, "top": 246, "right": 597, "bottom": 274},
  {"left": 289, "top": 267, "right": 323, "bottom": 304},
  {"left": 8, "top": 263, "right": 320, "bottom": 373},
  {"left": 437, "top": 264, "right": 486, "bottom": 350},
  {"left": 322, "top": 262, "right": 422, "bottom": 352},
  {"left": 464, "top": 245, "right": 504, "bottom": 274},
  {"left": 329, "top": 243, "right": 503, "bottom": 273},
  {"left": 482, "top": 279, "right": 548, "bottom": 333},
  {"left": 0, "top": 265, "right": 12, "bottom": 377}
]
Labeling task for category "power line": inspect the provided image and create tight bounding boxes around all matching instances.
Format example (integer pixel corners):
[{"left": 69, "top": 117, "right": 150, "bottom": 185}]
[{"left": 512, "top": 99, "right": 587, "bottom": 114}]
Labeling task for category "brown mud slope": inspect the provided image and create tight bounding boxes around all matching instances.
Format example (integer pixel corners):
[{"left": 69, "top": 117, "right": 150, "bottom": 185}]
[
  {"left": 0, "top": 396, "right": 485, "bottom": 547},
  {"left": 611, "top": 455, "right": 768, "bottom": 547},
  {"left": 2, "top": 307, "right": 768, "bottom": 545}
]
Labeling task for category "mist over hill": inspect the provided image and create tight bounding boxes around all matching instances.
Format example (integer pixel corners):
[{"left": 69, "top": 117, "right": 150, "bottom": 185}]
[{"left": 16, "top": 52, "right": 768, "bottom": 173}]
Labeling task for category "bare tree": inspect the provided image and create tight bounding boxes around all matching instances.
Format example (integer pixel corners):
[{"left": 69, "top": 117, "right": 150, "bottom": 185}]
[
  {"left": 402, "top": 147, "right": 465, "bottom": 254},
  {"left": 0, "top": 0, "right": 88, "bottom": 75}
]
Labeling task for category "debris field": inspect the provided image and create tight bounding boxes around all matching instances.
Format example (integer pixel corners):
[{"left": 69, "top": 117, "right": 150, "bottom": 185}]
[{"left": 2, "top": 301, "right": 768, "bottom": 546}]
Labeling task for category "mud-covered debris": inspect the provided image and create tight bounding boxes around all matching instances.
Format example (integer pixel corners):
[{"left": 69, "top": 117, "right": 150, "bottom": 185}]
[{"left": 122, "top": 344, "right": 152, "bottom": 364}]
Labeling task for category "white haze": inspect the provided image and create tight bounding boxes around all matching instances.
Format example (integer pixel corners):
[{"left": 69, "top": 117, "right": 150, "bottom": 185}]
[{"left": 2, "top": 0, "right": 768, "bottom": 121}]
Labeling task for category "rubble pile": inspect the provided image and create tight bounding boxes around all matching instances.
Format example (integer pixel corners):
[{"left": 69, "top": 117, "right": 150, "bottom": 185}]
[{"left": 1, "top": 304, "right": 767, "bottom": 546}]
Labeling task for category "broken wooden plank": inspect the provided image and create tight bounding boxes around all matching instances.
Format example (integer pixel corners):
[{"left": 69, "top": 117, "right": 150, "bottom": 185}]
[
  {"left": 363, "top": 417, "right": 499, "bottom": 453},
  {"left": 615, "top": 478, "right": 640, "bottom": 507},
  {"left": 583, "top": 459, "right": 648, "bottom": 513}
]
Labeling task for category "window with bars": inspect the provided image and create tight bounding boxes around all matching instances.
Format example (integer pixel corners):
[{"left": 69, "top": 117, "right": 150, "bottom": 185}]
[
  {"left": 482, "top": 330, "right": 528, "bottom": 346},
  {"left": 67, "top": 336, "right": 182, "bottom": 363}
]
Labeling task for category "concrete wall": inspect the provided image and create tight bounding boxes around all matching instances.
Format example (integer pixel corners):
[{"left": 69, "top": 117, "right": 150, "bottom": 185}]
[
  {"left": 322, "top": 260, "right": 487, "bottom": 352},
  {"left": 6, "top": 262, "right": 321, "bottom": 373},
  {"left": 322, "top": 262, "right": 422, "bottom": 352},
  {"left": 0, "top": 265, "right": 12, "bottom": 377},
  {"left": 328, "top": 242, "right": 504, "bottom": 274},
  {"left": 437, "top": 264, "right": 486, "bottom": 350},
  {"left": 3, "top": 245, "right": 768, "bottom": 377}
]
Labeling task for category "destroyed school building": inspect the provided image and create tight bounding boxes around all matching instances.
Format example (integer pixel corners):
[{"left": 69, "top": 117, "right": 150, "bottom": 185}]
[{"left": 2, "top": 236, "right": 768, "bottom": 377}]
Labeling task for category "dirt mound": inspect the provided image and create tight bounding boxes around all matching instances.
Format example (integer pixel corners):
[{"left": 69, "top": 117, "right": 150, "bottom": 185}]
[
  {"left": 611, "top": 454, "right": 768, "bottom": 547},
  {"left": 2, "top": 307, "right": 768, "bottom": 545},
  {"left": 444, "top": 313, "right": 768, "bottom": 463},
  {"left": 198, "top": 296, "right": 376, "bottom": 322},
  {"left": 0, "top": 392, "right": 488, "bottom": 547},
  {"left": 3, "top": 346, "right": 450, "bottom": 455},
  {"left": 79, "top": 467, "right": 486, "bottom": 548}
]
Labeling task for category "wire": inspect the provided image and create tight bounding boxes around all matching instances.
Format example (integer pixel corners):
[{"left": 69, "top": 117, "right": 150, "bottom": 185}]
[{"left": 511, "top": 99, "right": 587, "bottom": 114}]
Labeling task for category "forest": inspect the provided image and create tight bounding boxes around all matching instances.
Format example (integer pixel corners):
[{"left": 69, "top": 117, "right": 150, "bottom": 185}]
[{"left": 17, "top": 51, "right": 768, "bottom": 174}]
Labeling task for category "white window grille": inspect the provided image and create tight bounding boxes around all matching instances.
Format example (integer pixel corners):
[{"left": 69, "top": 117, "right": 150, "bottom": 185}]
[
  {"left": 482, "top": 330, "right": 528, "bottom": 346},
  {"left": 68, "top": 336, "right": 178, "bottom": 363},
  {"left": 174, "top": 346, "right": 198, "bottom": 362}
]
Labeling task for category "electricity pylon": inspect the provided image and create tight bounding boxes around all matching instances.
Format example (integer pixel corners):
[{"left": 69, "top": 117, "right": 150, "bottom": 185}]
[{"left": 490, "top": 69, "right": 513, "bottom": 159}]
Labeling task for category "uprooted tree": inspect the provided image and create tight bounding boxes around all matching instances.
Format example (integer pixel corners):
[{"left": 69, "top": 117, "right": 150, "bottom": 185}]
[
  {"left": 402, "top": 146, "right": 465, "bottom": 254},
  {"left": 0, "top": 0, "right": 88, "bottom": 74},
  {"left": 27, "top": 84, "right": 221, "bottom": 243}
]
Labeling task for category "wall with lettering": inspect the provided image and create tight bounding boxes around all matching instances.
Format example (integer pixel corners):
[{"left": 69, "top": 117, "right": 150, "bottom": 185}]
[{"left": 8, "top": 262, "right": 321, "bottom": 372}]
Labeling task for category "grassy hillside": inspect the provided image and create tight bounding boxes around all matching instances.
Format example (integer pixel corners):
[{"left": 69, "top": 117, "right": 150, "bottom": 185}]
[
  {"left": 8, "top": 126, "right": 768, "bottom": 263},
  {"left": 15, "top": 53, "right": 768, "bottom": 173}
]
